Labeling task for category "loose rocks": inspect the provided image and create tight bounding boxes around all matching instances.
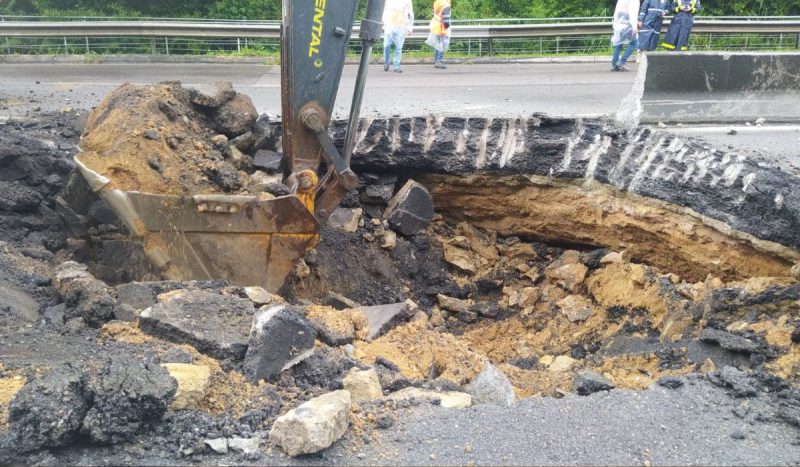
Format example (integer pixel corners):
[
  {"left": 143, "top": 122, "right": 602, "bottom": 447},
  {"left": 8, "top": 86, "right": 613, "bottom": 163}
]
[
  {"left": 162, "top": 363, "right": 211, "bottom": 411},
  {"left": 243, "top": 305, "right": 316, "bottom": 382},
  {"left": 82, "top": 357, "right": 177, "bottom": 444},
  {"left": 269, "top": 390, "right": 352, "bottom": 457},
  {"left": 54, "top": 261, "right": 116, "bottom": 328},
  {"left": 358, "top": 300, "right": 418, "bottom": 340},
  {"left": 557, "top": 295, "right": 593, "bottom": 323},
  {"left": 467, "top": 363, "right": 515, "bottom": 406},
  {"left": 328, "top": 208, "right": 363, "bottom": 233},
  {"left": 8, "top": 366, "right": 90, "bottom": 452},
  {"left": 385, "top": 387, "right": 472, "bottom": 408},
  {"left": 574, "top": 370, "right": 615, "bottom": 396},
  {"left": 140, "top": 290, "right": 255, "bottom": 360},
  {"left": 342, "top": 368, "right": 383, "bottom": 402},
  {"left": 700, "top": 328, "right": 759, "bottom": 354},
  {"left": 383, "top": 180, "right": 434, "bottom": 236}
]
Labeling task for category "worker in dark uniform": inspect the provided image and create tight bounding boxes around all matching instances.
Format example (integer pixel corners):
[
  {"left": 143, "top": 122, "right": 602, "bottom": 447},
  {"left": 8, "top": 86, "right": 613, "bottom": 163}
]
[
  {"left": 638, "top": 0, "right": 670, "bottom": 51},
  {"left": 662, "top": 0, "right": 701, "bottom": 51}
]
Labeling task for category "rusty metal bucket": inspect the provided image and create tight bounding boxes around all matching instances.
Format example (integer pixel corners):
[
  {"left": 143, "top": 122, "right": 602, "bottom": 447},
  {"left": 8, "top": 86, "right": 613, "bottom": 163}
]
[{"left": 75, "top": 157, "right": 319, "bottom": 292}]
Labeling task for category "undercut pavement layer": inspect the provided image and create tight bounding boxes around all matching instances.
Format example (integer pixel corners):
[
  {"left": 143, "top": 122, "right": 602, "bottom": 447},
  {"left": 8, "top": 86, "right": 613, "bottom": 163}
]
[{"left": 305, "top": 115, "right": 799, "bottom": 280}]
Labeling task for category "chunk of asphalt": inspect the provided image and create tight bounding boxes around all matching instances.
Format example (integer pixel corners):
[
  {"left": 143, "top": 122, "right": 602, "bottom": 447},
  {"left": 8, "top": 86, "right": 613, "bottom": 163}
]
[
  {"left": 358, "top": 299, "right": 418, "bottom": 340},
  {"left": 700, "top": 328, "right": 760, "bottom": 354},
  {"left": 243, "top": 305, "right": 317, "bottom": 383},
  {"left": 574, "top": 370, "right": 616, "bottom": 396},
  {"left": 383, "top": 180, "right": 434, "bottom": 236},
  {"left": 81, "top": 356, "right": 177, "bottom": 444},
  {"left": 139, "top": 290, "right": 255, "bottom": 360},
  {"left": 9, "top": 365, "right": 91, "bottom": 452}
]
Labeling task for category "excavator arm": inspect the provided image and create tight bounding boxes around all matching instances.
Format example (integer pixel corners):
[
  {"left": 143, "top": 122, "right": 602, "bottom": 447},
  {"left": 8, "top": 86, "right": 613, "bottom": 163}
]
[{"left": 281, "top": 0, "right": 385, "bottom": 223}]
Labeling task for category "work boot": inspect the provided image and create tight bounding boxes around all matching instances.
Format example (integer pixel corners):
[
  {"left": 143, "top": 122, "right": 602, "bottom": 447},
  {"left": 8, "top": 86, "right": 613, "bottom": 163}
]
[
  {"left": 393, "top": 67, "right": 403, "bottom": 73},
  {"left": 384, "top": 63, "right": 390, "bottom": 72},
  {"left": 434, "top": 62, "right": 447, "bottom": 69},
  {"left": 610, "top": 65, "right": 619, "bottom": 71},
  {"left": 617, "top": 64, "right": 630, "bottom": 72}
]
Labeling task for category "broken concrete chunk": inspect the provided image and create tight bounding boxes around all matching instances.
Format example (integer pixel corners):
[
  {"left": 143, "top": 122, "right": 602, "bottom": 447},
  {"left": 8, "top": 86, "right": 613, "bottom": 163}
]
[
  {"left": 55, "top": 261, "right": 116, "bottom": 328},
  {"left": 189, "top": 81, "right": 236, "bottom": 109},
  {"left": 162, "top": 363, "right": 211, "bottom": 411},
  {"left": 574, "top": 370, "right": 615, "bottom": 396},
  {"left": 243, "top": 305, "right": 316, "bottom": 383},
  {"left": 383, "top": 180, "right": 434, "bottom": 236},
  {"left": 204, "top": 438, "right": 228, "bottom": 454},
  {"left": 9, "top": 366, "right": 90, "bottom": 452},
  {"left": 327, "top": 207, "right": 363, "bottom": 233},
  {"left": 228, "top": 437, "right": 262, "bottom": 455},
  {"left": 342, "top": 368, "right": 383, "bottom": 402},
  {"left": 443, "top": 244, "right": 478, "bottom": 275},
  {"left": 700, "top": 328, "right": 760, "bottom": 354},
  {"left": 385, "top": 387, "right": 472, "bottom": 409},
  {"left": 518, "top": 287, "right": 540, "bottom": 308},
  {"left": 545, "top": 262, "right": 589, "bottom": 293},
  {"left": 557, "top": 295, "right": 593, "bottom": 323},
  {"left": 362, "top": 183, "right": 395, "bottom": 205},
  {"left": 243, "top": 286, "right": 280, "bottom": 307},
  {"left": 467, "top": 363, "right": 515, "bottom": 406},
  {"left": 269, "top": 390, "right": 351, "bottom": 457},
  {"left": 140, "top": 290, "right": 255, "bottom": 360},
  {"left": 253, "top": 149, "right": 282, "bottom": 173},
  {"left": 324, "top": 292, "right": 360, "bottom": 310},
  {"left": 600, "top": 251, "right": 625, "bottom": 265},
  {"left": 437, "top": 294, "right": 470, "bottom": 314},
  {"left": 358, "top": 299, "right": 418, "bottom": 340},
  {"left": 381, "top": 229, "right": 398, "bottom": 250},
  {"left": 82, "top": 357, "right": 177, "bottom": 444}
]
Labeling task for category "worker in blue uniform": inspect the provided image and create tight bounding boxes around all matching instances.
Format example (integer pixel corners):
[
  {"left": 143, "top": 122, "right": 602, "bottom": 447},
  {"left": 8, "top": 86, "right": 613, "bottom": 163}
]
[
  {"left": 662, "top": 0, "right": 701, "bottom": 51},
  {"left": 638, "top": 0, "right": 670, "bottom": 51}
]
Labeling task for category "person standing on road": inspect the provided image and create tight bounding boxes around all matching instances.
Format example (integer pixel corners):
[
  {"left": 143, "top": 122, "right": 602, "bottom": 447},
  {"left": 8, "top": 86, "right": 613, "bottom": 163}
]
[
  {"left": 638, "top": 0, "right": 670, "bottom": 51},
  {"left": 610, "top": 0, "right": 640, "bottom": 71},
  {"left": 427, "top": 0, "right": 452, "bottom": 69},
  {"left": 383, "top": 0, "right": 414, "bottom": 73},
  {"left": 662, "top": 0, "right": 701, "bottom": 51}
]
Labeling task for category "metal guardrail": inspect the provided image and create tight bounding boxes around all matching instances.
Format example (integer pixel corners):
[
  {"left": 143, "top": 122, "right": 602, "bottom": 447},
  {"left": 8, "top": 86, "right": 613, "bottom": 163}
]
[
  {"left": 0, "top": 16, "right": 798, "bottom": 56},
  {"left": 1, "top": 17, "right": 800, "bottom": 39}
]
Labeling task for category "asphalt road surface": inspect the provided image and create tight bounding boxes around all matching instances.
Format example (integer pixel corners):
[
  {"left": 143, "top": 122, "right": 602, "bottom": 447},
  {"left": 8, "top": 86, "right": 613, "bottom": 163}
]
[
  {"left": 2, "top": 61, "right": 797, "bottom": 161},
  {"left": 0, "top": 62, "right": 634, "bottom": 118}
]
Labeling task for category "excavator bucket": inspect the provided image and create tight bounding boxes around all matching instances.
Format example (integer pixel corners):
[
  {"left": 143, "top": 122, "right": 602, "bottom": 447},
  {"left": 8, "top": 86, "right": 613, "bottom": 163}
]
[{"left": 74, "top": 158, "right": 319, "bottom": 292}]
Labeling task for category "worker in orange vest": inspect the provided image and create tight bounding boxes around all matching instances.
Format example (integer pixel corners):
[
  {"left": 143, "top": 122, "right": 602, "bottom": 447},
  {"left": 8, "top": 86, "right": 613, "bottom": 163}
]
[{"left": 427, "top": 0, "right": 452, "bottom": 69}]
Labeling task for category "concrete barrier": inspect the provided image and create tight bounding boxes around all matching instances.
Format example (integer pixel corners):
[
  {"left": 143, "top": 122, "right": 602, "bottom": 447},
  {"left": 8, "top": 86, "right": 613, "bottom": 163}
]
[{"left": 618, "top": 52, "right": 800, "bottom": 125}]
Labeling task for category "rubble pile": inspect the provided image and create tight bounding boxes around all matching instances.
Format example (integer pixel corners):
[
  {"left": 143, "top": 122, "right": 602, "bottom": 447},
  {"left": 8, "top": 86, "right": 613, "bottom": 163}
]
[{"left": 1, "top": 84, "right": 800, "bottom": 463}]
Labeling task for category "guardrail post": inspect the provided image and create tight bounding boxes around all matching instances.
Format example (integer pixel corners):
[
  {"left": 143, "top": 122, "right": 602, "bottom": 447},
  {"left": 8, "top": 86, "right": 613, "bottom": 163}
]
[
  {"left": 796, "top": 33, "right": 800, "bottom": 49},
  {"left": 85, "top": 36, "right": 89, "bottom": 54},
  {"left": 150, "top": 36, "right": 157, "bottom": 54},
  {"left": 165, "top": 36, "right": 170, "bottom": 55},
  {"left": 488, "top": 38, "right": 494, "bottom": 56},
  {"left": 63, "top": 36, "right": 68, "bottom": 54},
  {"left": 237, "top": 37, "right": 241, "bottom": 53}
]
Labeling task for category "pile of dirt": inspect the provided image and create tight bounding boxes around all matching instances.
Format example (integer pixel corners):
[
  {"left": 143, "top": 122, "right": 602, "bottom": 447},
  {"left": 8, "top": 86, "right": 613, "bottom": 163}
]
[{"left": 77, "top": 81, "right": 271, "bottom": 196}]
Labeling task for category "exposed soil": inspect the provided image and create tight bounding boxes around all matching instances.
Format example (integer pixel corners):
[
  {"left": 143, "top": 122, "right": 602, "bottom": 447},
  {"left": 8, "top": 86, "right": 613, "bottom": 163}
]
[{"left": 1, "top": 87, "right": 799, "bottom": 464}]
